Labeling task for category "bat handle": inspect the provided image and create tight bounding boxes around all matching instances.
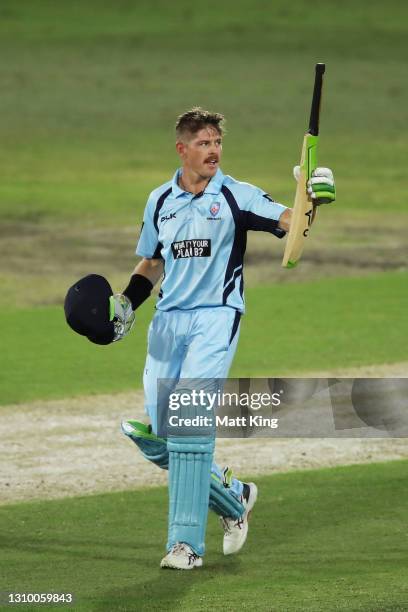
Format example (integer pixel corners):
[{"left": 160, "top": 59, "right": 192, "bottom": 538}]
[{"left": 308, "top": 63, "right": 325, "bottom": 136}]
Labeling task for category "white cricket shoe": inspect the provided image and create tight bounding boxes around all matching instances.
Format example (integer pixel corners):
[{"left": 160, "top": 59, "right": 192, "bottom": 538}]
[
  {"left": 221, "top": 482, "right": 258, "bottom": 555},
  {"left": 160, "top": 543, "right": 203, "bottom": 570}
]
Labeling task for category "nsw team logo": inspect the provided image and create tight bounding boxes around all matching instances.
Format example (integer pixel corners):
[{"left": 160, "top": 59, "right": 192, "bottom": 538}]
[{"left": 210, "top": 202, "right": 220, "bottom": 217}]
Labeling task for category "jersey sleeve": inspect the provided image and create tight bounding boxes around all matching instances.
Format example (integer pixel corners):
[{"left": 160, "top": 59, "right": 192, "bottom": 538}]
[
  {"left": 136, "top": 194, "right": 162, "bottom": 259},
  {"left": 241, "top": 185, "right": 288, "bottom": 234}
]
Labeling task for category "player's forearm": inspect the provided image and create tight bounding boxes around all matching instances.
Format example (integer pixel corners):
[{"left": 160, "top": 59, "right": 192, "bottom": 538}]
[
  {"left": 131, "top": 257, "right": 164, "bottom": 287},
  {"left": 122, "top": 258, "right": 163, "bottom": 311},
  {"left": 278, "top": 206, "right": 317, "bottom": 233}
]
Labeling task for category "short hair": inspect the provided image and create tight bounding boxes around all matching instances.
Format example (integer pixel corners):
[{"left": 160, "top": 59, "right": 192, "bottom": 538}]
[{"left": 175, "top": 107, "right": 225, "bottom": 141}]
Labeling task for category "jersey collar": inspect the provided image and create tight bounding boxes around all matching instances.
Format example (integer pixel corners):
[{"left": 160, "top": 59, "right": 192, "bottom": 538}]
[{"left": 171, "top": 168, "right": 225, "bottom": 197}]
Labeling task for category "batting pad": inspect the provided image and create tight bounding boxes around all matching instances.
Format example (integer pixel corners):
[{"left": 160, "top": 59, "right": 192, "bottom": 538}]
[
  {"left": 209, "top": 473, "right": 244, "bottom": 519},
  {"left": 167, "top": 436, "right": 214, "bottom": 557},
  {"left": 121, "top": 421, "right": 244, "bottom": 519}
]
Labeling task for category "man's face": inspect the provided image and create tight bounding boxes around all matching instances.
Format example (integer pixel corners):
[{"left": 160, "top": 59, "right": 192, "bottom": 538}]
[{"left": 176, "top": 126, "right": 223, "bottom": 180}]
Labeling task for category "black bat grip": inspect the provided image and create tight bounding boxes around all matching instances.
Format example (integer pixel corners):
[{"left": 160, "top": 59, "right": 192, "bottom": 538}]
[{"left": 308, "top": 63, "right": 325, "bottom": 136}]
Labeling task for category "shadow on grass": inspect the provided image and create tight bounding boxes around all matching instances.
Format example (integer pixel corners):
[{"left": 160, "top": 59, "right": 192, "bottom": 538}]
[
  {"left": 1, "top": 533, "right": 147, "bottom": 562},
  {"left": 2, "top": 528, "right": 243, "bottom": 611},
  {"left": 94, "top": 554, "right": 243, "bottom": 612}
]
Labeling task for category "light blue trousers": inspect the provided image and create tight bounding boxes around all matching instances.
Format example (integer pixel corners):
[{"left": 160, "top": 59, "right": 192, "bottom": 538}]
[{"left": 143, "top": 306, "right": 244, "bottom": 498}]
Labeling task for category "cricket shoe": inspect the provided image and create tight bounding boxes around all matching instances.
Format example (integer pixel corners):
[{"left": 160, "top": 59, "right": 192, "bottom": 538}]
[
  {"left": 160, "top": 543, "right": 203, "bottom": 570},
  {"left": 221, "top": 482, "right": 258, "bottom": 555}
]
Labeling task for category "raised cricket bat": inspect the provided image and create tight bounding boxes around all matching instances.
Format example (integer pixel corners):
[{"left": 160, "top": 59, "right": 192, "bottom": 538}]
[{"left": 282, "top": 63, "right": 325, "bottom": 268}]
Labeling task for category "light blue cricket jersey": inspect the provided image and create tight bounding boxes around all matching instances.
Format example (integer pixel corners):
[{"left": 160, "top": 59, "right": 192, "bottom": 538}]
[{"left": 136, "top": 168, "right": 287, "bottom": 313}]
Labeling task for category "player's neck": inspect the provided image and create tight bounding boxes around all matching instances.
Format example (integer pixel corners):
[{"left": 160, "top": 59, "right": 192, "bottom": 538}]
[{"left": 179, "top": 168, "right": 210, "bottom": 195}]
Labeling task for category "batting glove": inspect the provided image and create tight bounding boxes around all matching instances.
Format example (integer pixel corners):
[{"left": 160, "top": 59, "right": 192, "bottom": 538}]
[
  {"left": 293, "top": 166, "right": 336, "bottom": 205},
  {"left": 109, "top": 293, "right": 135, "bottom": 342}
]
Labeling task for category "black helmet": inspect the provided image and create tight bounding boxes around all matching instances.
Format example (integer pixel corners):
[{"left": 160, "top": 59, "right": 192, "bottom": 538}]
[{"left": 64, "top": 274, "right": 115, "bottom": 345}]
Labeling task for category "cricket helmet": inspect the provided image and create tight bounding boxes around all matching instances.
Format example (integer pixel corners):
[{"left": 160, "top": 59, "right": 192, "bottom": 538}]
[{"left": 64, "top": 274, "right": 115, "bottom": 345}]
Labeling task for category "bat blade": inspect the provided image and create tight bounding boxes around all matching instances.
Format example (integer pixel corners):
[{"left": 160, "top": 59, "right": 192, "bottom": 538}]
[{"left": 281, "top": 134, "right": 315, "bottom": 268}]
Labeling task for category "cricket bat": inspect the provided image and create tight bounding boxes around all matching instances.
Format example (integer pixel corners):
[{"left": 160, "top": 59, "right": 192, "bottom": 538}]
[{"left": 282, "top": 63, "right": 325, "bottom": 268}]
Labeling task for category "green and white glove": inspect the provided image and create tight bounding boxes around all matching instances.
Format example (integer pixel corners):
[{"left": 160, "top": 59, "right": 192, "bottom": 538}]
[
  {"left": 293, "top": 166, "right": 336, "bottom": 205},
  {"left": 109, "top": 293, "right": 135, "bottom": 342}
]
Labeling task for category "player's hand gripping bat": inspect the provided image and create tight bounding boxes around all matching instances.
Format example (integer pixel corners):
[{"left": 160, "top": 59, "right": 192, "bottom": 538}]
[{"left": 282, "top": 63, "right": 325, "bottom": 268}]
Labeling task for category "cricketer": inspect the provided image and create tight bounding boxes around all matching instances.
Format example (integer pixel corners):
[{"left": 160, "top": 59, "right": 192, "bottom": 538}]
[{"left": 64, "top": 107, "right": 335, "bottom": 570}]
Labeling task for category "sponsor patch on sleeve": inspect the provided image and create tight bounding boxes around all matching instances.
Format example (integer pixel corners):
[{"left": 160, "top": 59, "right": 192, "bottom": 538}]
[{"left": 171, "top": 239, "right": 211, "bottom": 259}]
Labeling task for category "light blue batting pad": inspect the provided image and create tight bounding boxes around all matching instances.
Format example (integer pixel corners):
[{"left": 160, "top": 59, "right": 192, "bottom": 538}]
[
  {"left": 209, "top": 473, "right": 244, "bottom": 519},
  {"left": 121, "top": 420, "right": 244, "bottom": 518},
  {"left": 167, "top": 436, "right": 214, "bottom": 556}
]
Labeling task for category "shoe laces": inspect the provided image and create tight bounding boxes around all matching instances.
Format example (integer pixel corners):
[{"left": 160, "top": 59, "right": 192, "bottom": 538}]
[
  {"left": 172, "top": 542, "right": 187, "bottom": 554},
  {"left": 221, "top": 517, "right": 232, "bottom": 535},
  {"left": 171, "top": 542, "right": 199, "bottom": 564},
  {"left": 220, "top": 490, "right": 246, "bottom": 534},
  {"left": 221, "top": 515, "right": 244, "bottom": 534}
]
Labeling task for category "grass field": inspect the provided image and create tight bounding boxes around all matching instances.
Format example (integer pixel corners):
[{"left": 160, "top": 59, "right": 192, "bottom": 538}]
[
  {"left": 0, "top": 3, "right": 406, "bottom": 610},
  {"left": 1, "top": 271, "right": 406, "bottom": 404},
  {"left": 0, "top": 1, "right": 406, "bottom": 395},
  {"left": 1, "top": 460, "right": 407, "bottom": 611},
  {"left": 1, "top": 0, "right": 407, "bottom": 225}
]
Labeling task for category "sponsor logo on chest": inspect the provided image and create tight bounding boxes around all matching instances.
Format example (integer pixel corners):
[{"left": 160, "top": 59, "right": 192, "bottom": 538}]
[{"left": 171, "top": 239, "right": 211, "bottom": 259}]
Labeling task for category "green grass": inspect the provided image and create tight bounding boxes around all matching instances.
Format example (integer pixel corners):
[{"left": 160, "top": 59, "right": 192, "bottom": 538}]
[
  {"left": 0, "top": 0, "right": 407, "bottom": 225},
  {"left": 0, "top": 271, "right": 406, "bottom": 405},
  {"left": 1, "top": 460, "right": 407, "bottom": 611},
  {"left": 234, "top": 270, "right": 408, "bottom": 377},
  {"left": 0, "top": 1, "right": 406, "bottom": 406},
  {"left": 1, "top": 6, "right": 406, "bottom": 609}
]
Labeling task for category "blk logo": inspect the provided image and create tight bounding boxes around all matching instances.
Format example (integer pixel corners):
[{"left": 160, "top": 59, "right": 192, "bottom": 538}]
[{"left": 161, "top": 213, "right": 176, "bottom": 222}]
